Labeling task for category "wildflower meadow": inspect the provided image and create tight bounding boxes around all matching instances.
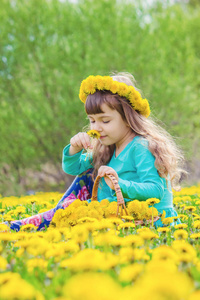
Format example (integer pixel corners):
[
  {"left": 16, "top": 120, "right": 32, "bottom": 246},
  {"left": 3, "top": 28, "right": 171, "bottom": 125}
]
[
  {"left": 1, "top": 186, "right": 200, "bottom": 300},
  {"left": 1, "top": 1, "right": 200, "bottom": 299}
]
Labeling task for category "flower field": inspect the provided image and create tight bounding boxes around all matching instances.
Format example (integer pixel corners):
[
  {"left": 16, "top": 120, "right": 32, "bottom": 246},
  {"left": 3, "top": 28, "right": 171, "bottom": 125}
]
[{"left": 1, "top": 186, "right": 200, "bottom": 300}]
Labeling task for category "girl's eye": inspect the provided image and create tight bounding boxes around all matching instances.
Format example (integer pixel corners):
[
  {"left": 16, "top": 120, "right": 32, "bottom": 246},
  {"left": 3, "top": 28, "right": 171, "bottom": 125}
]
[{"left": 90, "top": 120, "right": 110, "bottom": 124}]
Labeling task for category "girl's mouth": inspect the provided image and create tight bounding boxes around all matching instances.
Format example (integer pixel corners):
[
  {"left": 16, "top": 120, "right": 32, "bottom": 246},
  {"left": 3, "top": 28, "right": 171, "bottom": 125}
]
[{"left": 100, "top": 136, "right": 106, "bottom": 139}]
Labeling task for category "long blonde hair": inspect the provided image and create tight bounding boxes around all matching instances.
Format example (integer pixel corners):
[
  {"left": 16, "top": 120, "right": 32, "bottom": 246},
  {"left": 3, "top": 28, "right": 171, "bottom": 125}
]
[{"left": 84, "top": 72, "right": 186, "bottom": 190}]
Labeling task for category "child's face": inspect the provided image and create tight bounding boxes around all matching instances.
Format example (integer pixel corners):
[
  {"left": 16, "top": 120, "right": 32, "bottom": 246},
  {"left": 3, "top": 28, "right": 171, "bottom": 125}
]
[{"left": 87, "top": 103, "right": 133, "bottom": 147}]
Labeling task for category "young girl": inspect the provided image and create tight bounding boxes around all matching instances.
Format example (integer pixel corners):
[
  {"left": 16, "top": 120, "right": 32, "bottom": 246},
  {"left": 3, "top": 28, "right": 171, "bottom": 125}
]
[{"left": 8, "top": 72, "right": 184, "bottom": 231}]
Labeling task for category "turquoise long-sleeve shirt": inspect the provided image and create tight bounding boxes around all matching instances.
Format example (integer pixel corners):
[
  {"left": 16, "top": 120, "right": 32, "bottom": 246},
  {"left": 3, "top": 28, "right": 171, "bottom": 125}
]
[{"left": 62, "top": 136, "right": 174, "bottom": 212}]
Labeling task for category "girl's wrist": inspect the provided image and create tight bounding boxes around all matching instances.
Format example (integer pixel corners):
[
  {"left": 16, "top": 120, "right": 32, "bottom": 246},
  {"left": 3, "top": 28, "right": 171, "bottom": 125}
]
[{"left": 69, "top": 145, "right": 82, "bottom": 156}]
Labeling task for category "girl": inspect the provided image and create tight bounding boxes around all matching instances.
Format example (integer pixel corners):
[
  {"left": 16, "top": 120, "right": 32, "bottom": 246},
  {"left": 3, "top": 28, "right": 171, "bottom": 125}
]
[{"left": 8, "top": 72, "right": 185, "bottom": 230}]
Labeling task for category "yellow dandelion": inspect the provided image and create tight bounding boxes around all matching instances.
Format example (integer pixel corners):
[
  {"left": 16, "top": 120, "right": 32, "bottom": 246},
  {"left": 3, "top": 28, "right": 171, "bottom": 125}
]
[
  {"left": 161, "top": 210, "right": 166, "bottom": 222},
  {"left": 173, "top": 197, "right": 182, "bottom": 204},
  {"left": 45, "top": 229, "right": 62, "bottom": 243},
  {"left": 152, "top": 245, "right": 178, "bottom": 263},
  {"left": 77, "top": 217, "right": 97, "bottom": 224},
  {"left": 146, "top": 260, "right": 178, "bottom": 275},
  {"left": 87, "top": 129, "right": 100, "bottom": 139},
  {"left": 21, "top": 224, "right": 38, "bottom": 231},
  {"left": 94, "top": 75, "right": 106, "bottom": 90},
  {"left": 93, "top": 232, "right": 123, "bottom": 247},
  {"left": 119, "top": 247, "right": 146, "bottom": 264},
  {"left": 63, "top": 272, "right": 123, "bottom": 300},
  {"left": 118, "top": 222, "right": 135, "bottom": 230},
  {"left": 70, "top": 199, "right": 84, "bottom": 208},
  {"left": 71, "top": 225, "right": 89, "bottom": 244},
  {"left": 0, "top": 256, "right": 7, "bottom": 271},
  {"left": 27, "top": 258, "right": 48, "bottom": 272},
  {"left": 174, "top": 223, "right": 188, "bottom": 229},
  {"left": 88, "top": 201, "right": 101, "bottom": 209},
  {"left": 184, "top": 205, "right": 196, "bottom": 212},
  {"left": 103, "top": 76, "right": 113, "bottom": 90},
  {"left": 178, "top": 214, "right": 188, "bottom": 221},
  {"left": 119, "top": 264, "right": 143, "bottom": 282},
  {"left": 84, "top": 76, "right": 96, "bottom": 94},
  {"left": 122, "top": 234, "right": 144, "bottom": 247},
  {"left": 157, "top": 227, "right": 171, "bottom": 234},
  {"left": 190, "top": 233, "right": 200, "bottom": 240},
  {"left": 174, "top": 229, "right": 188, "bottom": 240},
  {"left": 46, "top": 271, "right": 54, "bottom": 279},
  {"left": 181, "top": 196, "right": 192, "bottom": 202},
  {"left": 0, "top": 275, "right": 37, "bottom": 300},
  {"left": 99, "top": 199, "right": 110, "bottom": 207},
  {"left": 87, "top": 208, "right": 102, "bottom": 220},
  {"left": 95, "top": 219, "right": 115, "bottom": 230},
  {"left": 3, "top": 215, "right": 15, "bottom": 222},
  {"left": 117, "top": 83, "right": 129, "bottom": 97},
  {"left": 0, "top": 232, "right": 14, "bottom": 242},
  {"left": 193, "top": 220, "right": 200, "bottom": 229},
  {"left": 68, "top": 212, "right": 78, "bottom": 226},
  {"left": 172, "top": 240, "right": 197, "bottom": 263},
  {"left": 127, "top": 200, "right": 142, "bottom": 219},
  {"left": 108, "top": 217, "right": 123, "bottom": 226},
  {"left": 75, "top": 205, "right": 89, "bottom": 219},
  {"left": 0, "top": 224, "right": 10, "bottom": 232},
  {"left": 104, "top": 202, "right": 118, "bottom": 218},
  {"left": 192, "top": 213, "right": 199, "bottom": 218},
  {"left": 110, "top": 81, "right": 119, "bottom": 94},
  {"left": 137, "top": 228, "right": 159, "bottom": 240},
  {"left": 189, "top": 290, "right": 200, "bottom": 300},
  {"left": 121, "top": 215, "right": 134, "bottom": 222},
  {"left": 146, "top": 198, "right": 160, "bottom": 206},
  {"left": 162, "top": 217, "right": 175, "bottom": 225},
  {"left": 16, "top": 206, "right": 26, "bottom": 214}
]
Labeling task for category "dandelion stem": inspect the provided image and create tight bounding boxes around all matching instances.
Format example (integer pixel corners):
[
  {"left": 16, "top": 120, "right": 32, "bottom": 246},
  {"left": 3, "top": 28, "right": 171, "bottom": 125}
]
[{"left": 85, "top": 150, "right": 88, "bottom": 161}]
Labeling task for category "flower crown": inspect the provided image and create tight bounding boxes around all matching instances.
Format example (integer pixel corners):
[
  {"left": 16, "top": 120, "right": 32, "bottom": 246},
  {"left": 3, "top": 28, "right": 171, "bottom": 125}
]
[{"left": 79, "top": 75, "right": 150, "bottom": 118}]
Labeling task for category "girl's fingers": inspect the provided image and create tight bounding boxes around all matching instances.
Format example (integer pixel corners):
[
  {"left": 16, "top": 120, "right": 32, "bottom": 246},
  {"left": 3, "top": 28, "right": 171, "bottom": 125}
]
[
  {"left": 81, "top": 133, "right": 91, "bottom": 149},
  {"left": 98, "top": 166, "right": 118, "bottom": 180},
  {"left": 98, "top": 166, "right": 107, "bottom": 177},
  {"left": 71, "top": 132, "right": 91, "bottom": 149}
]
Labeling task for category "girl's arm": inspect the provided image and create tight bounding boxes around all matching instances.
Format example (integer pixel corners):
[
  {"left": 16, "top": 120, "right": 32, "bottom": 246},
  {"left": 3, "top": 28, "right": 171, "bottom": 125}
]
[
  {"left": 117, "top": 141, "right": 165, "bottom": 201},
  {"left": 62, "top": 144, "right": 93, "bottom": 175},
  {"left": 62, "top": 132, "right": 94, "bottom": 175}
]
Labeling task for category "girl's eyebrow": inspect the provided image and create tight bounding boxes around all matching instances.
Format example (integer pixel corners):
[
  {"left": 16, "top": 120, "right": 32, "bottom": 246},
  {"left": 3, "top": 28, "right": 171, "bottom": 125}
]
[{"left": 87, "top": 115, "right": 111, "bottom": 119}]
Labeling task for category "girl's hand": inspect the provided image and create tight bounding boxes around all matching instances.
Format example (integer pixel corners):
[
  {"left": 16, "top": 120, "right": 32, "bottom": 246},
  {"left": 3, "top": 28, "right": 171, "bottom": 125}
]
[
  {"left": 69, "top": 132, "right": 93, "bottom": 155},
  {"left": 98, "top": 166, "right": 118, "bottom": 190}
]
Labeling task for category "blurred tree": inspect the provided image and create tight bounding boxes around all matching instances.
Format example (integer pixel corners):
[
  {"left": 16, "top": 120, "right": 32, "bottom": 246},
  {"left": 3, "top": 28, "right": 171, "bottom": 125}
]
[
  {"left": 0, "top": 0, "right": 200, "bottom": 195},
  {"left": 188, "top": 0, "right": 200, "bottom": 7}
]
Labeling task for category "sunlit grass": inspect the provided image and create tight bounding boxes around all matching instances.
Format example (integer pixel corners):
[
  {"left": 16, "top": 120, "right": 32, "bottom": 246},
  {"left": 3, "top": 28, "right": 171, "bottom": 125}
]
[{"left": 1, "top": 186, "right": 200, "bottom": 299}]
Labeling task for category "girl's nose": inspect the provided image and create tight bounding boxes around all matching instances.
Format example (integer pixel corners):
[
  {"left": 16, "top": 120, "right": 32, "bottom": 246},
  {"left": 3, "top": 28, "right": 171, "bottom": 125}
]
[{"left": 92, "top": 122, "right": 102, "bottom": 132}]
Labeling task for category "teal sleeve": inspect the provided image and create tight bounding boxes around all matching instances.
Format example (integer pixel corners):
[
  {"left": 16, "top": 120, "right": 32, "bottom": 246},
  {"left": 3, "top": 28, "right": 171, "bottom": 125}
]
[
  {"left": 118, "top": 141, "right": 164, "bottom": 201},
  {"left": 62, "top": 144, "right": 93, "bottom": 175}
]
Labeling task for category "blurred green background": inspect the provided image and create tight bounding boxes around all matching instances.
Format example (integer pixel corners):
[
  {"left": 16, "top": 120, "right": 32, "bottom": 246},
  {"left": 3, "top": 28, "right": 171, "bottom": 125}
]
[{"left": 1, "top": 0, "right": 200, "bottom": 196}]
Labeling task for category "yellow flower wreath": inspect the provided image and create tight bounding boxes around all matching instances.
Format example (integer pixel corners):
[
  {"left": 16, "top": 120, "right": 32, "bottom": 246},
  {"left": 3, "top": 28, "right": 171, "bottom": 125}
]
[{"left": 79, "top": 75, "right": 150, "bottom": 118}]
